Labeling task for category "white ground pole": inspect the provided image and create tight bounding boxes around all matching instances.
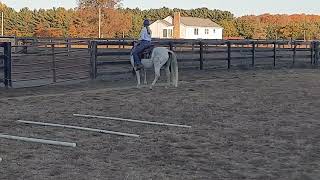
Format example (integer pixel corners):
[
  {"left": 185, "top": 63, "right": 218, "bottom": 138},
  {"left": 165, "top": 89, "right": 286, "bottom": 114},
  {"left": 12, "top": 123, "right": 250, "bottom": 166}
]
[
  {"left": 17, "top": 120, "right": 140, "bottom": 138},
  {"left": 73, "top": 114, "right": 192, "bottom": 128},
  {"left": 0, "top": 134, "right": 76, "bottom": 147}
]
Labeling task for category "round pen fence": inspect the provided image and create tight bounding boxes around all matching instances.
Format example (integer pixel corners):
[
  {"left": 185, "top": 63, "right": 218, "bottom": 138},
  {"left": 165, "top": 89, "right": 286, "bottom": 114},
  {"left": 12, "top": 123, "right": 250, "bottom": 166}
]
[
  {"left": 10, "top": 40, "right": 91, "bottom": 88},
  {"left": 89, "top": 39, "right": 320, "bottom": 79},
  {"left": 1, "top": 38, "right": 320, "bottom": 88}
]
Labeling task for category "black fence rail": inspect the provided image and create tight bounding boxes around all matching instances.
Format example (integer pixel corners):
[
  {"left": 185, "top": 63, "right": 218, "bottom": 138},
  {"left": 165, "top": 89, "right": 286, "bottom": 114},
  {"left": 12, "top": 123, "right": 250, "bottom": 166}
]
[{"left": 89, "top": 39, "right": 320, "bottom": 78}]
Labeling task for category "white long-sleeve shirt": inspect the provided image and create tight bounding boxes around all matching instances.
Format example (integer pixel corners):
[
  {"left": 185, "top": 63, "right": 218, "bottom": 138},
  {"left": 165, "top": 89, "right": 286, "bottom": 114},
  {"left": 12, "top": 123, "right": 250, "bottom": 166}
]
[{"left": 139, "top": 27, "right": 152, "bottom": 41}]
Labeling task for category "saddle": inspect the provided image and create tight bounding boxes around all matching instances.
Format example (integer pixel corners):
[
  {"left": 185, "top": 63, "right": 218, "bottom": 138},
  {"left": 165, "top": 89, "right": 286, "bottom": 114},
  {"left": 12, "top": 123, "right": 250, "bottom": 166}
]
[
  {"left": 131, "top": 43, "right": 155, "bottom": 59},
  {"left": 140, "top": 45, "right": 155, "bottom": 59}
]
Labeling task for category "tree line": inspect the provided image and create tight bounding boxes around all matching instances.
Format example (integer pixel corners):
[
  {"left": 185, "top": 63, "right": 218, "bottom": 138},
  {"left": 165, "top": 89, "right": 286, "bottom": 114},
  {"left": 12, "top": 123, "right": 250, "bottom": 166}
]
[{"left": 0, "top": 0, "right": 319, "bottom": 40}]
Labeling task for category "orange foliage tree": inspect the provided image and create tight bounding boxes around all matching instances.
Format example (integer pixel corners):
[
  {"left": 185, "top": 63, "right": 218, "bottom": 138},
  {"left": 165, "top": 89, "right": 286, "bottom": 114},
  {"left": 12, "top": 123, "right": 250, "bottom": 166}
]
[{"left": 69, "top": 7, "right": 132, "bottom": 38}]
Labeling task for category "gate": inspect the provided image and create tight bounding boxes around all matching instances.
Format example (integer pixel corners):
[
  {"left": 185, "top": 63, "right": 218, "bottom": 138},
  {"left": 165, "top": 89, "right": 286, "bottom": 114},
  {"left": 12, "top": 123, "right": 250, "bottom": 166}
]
[{"left": 0, "top": 42, "right": 12, "bottom": 88}]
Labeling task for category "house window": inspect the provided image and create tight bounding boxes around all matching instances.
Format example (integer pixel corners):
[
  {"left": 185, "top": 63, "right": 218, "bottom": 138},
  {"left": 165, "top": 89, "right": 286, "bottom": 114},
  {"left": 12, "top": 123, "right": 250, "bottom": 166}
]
[
  {"left": 205, "top": 29, "right": 209, "bottom": 35},
  {"left": 194, "top": 28, "right": 199, "bottom": 35},
  {"left": 163, "top": 29, "right": 168, "bottom": 38},
  {"left": 168, "top": 29, "right": 173, "bottom": 37},
  {"left": 163, "top": 29, "right": 173, "bottom": 38}
]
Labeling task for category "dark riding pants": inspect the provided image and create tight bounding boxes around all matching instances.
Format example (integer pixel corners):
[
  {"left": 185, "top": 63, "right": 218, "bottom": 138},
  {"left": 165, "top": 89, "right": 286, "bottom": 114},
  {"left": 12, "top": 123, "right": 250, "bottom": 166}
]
[{"left": 132, "top": 40, "right": 151, "bottom": 65}]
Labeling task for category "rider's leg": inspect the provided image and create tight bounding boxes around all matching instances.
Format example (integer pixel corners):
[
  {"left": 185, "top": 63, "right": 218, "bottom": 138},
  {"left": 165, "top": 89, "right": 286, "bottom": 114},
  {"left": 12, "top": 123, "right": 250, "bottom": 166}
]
[{"left": 134, "top": 41, "right": 152, "bottom": 71}]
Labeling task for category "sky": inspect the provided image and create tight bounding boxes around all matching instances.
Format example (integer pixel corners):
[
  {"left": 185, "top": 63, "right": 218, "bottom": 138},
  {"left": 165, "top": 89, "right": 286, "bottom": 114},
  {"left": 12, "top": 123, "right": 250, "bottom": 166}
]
[{"left": 1, "top": 0, "right": 320, "bottom": 17}]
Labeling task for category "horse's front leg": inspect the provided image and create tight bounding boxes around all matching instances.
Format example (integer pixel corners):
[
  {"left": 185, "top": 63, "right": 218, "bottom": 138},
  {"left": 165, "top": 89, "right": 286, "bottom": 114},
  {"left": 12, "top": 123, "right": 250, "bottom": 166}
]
[
  {"left": 143, "top": 69, "right": 147, "bottom": 85},
  {"left": 135, "top": 70, "right": 141, "bottom": 88}
]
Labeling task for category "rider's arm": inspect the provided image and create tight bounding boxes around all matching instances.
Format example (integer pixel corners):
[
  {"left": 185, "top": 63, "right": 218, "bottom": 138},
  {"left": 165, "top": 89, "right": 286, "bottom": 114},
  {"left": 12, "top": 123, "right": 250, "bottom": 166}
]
[{"left": 140, "top": 27, "right": 151, "bottom": 41}]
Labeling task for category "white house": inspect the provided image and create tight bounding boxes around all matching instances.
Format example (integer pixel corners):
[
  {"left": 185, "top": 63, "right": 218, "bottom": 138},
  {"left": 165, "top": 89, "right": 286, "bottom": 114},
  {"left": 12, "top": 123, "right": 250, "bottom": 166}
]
[{"left": 149, "top": 12, "right": 223, "bottom": 39}]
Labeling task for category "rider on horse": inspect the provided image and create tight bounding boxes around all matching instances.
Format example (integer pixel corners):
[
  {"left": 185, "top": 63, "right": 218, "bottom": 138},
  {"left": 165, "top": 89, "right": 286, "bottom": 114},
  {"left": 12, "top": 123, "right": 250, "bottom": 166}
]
[{"left": 132, "top": 19, "right": 152, "bottom": 70}]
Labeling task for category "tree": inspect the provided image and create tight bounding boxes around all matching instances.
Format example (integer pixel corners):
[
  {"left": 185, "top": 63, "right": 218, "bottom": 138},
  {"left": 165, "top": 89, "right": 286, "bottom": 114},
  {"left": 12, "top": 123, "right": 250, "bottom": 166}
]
[
  {"left": 78, "top": 0, "right": 122, "bottom": 9},
  {"left": 219, "top": 20, "right": 238, "bottom": 38},
  {"left": 68, "top": 24, "right": 78, "bottom": 38},
  {"left": 3, "top": 1, "right": 320, "bottom": 40},
  {"left": 100, "top": 8, "right": 132, "bottom": 37}
]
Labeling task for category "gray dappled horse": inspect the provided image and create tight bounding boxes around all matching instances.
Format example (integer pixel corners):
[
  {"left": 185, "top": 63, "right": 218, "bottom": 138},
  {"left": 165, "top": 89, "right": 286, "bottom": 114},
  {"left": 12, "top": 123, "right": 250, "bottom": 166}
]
[{"left": 130, "top": 44, "right": 178, "bottom": 89}]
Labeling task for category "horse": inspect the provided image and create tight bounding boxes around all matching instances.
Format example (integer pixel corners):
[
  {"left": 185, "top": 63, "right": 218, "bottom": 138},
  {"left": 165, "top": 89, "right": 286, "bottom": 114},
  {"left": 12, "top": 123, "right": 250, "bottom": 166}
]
[{"left": 130, "top": 45, "right": 179, "bottom": 89}]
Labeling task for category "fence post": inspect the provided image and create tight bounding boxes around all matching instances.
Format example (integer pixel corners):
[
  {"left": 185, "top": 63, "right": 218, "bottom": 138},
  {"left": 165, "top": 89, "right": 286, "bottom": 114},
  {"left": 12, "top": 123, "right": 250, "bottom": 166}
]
[
  {"left": 199, "top": 41, "right": 204, "bottom": 70},
  {"left": 87, "top": 40, "right": 91, "bottom": 53},
  {"left": 273, "top": 41, "right": 277, "bottom": 67},
  {"left": 311, "top": 41, "right": 314, "bottom": 65},
  {"left": 67, "top": 39, "right": 71, "bottom": 56},
  {"left": 169, "top": 42, "right": 173, "bottom": 51},
  {"left": 90, "top": 41, "right": 97, "bottom": 79},
  {"left": 293, "top": 41, "right": 297, "bottom": 65},
  {"left": 22, "top": 39, "right": 27, "bottom": 54},
  {"left": 3, "top": 42, "right": 12, "bottom": 88},
  {"left": 315, "top": 42, "right": 319, "bottom": 66},
  {"left": 252, "top": 41, "right": 255, "bottom": 67},
  {"left": 51, "top": 44, "right": 56, "bottom": 83},
  {"left": 227, "top": 41, "right": 231, "bottom": 69}
]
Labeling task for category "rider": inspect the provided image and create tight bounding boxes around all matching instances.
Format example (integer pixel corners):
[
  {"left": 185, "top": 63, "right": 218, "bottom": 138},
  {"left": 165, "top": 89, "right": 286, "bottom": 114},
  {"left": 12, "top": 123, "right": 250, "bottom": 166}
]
[{"left": 132, "top": 19, "right": 152, "bottom": 70}]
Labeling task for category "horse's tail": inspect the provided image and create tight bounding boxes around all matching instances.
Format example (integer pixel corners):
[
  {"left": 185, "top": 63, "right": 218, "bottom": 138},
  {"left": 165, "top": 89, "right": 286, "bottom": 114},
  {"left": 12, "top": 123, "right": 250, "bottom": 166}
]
[{"left": 168, "top": 50, "right": 178, "bottom": 87}]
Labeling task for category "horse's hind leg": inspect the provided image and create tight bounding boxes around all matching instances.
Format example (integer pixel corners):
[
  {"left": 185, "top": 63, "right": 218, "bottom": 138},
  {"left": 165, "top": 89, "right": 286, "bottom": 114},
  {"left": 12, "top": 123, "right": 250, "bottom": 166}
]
[
  {"left": 150, "top": 65, "right": 161, "bottom": 90},
  {"left": 165, "top": 65, "right": 171, "bottom": 88}
]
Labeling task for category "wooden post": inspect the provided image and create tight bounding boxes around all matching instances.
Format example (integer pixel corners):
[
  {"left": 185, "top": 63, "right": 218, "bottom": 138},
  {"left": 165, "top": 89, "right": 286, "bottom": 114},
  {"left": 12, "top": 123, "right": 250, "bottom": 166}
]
[
  {"left": 227, "top": 41, "right": 231, "bottom": 69},
  {"left": 252, "top": 41, "right": 255, "bottom": 67},
  {"left": 315, "top": 42, "right": 319, "bottom": 65},
  {"left": 51, "top": 44, "right": 56, "bottom": 83},
  {"left": 90, "top": 41, "right": 98, "bottom": 79},
  {"left": 22, "top": 39, "right": 27, "bottom": 54},
  {"left": 199, "top": 41, "right": 204, "bottom": 70},
  {"left": 311, "top": 41, "right": 314, "bottom": 65},
  {"left": 169, "top": 42, "right": 173, "bottom": 51},
  {"left": 273, "top": 41, "right": 277, "bottom": 67},
  {"left": 293, "top": 41, "right": 297, "bottom": 65},
  {"left": 87, "top": 40, "right": 91, "bottom": 53},
  {"left": 3, "top": 42, "right": 12, "bottom": 87},
  {"left": 67, "top": 39, "right": 71, "bottom": 56}
]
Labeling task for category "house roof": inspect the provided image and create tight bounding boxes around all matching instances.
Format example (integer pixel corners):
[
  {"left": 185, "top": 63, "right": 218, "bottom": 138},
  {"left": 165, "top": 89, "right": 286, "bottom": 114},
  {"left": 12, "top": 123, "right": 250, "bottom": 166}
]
[
  {"left": 180, "top": 17, "right": 222, "bottom": 28},
  {"left": 159, "top": 20, "right": 173, "bottom": 27},
  {"left": 155, "top": 16, "right": 223, "bottom": 28}
]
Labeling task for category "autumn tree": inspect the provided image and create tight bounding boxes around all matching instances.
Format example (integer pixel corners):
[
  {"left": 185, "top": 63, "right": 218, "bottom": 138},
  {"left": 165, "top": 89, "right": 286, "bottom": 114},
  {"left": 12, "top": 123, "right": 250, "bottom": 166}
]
[
  {"left": 68, "top": 24, "right": 78, "bottom": 38},
  {"left": 77, "top": 0, "right": 122, "bottom": 9},
  {"left": 219, "top": 20, "right": 238, "bottom": 38},
  {"left": 3, "top": 0, "right": 320, "bottom": 40}
]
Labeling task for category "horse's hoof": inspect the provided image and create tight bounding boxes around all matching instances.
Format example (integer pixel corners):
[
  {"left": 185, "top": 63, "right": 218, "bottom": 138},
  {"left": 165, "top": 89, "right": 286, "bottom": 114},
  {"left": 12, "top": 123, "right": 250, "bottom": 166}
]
[
  {"left": 137, "top": 85, "right": 142, "bottom": 89},
  {"left": 149, "top": 86, "right": 153, "bottom": 90}
]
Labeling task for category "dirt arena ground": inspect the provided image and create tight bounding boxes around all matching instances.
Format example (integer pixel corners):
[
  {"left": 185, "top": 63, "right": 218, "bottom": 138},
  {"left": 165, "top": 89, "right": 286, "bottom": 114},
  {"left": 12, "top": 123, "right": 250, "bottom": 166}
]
[{"left": 0, "top": 68, "right": 319, "bottom": 180}]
